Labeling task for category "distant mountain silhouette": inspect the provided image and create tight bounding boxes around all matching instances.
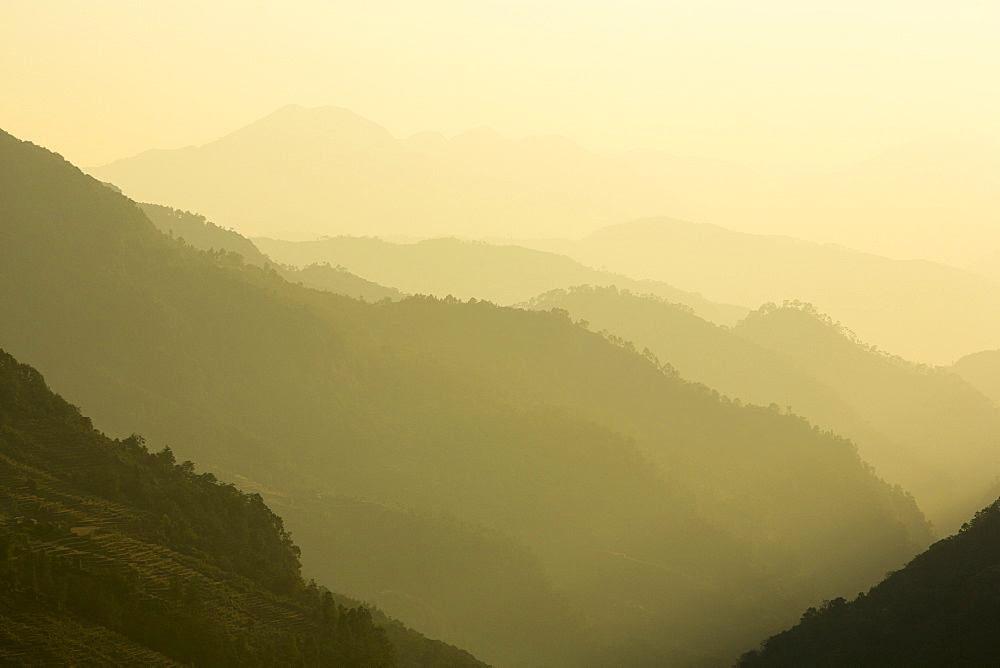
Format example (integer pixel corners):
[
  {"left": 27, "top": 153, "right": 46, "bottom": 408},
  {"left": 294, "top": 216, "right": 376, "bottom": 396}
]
[
  {"left": 91, "top": 107, "right": 1000, "bottom": 264},
  {"left": 528, "top": 217, "right": 1000, "bottom": 364},
  {"left": 620, "top": 138, "right": 1000, "bottom": 265},
  {"left": 91, "top": 104, "right": 695, "bottom": 240},
  {"left": 526, "top": 287, "right": 1000, "bottom": 533},
  {"left": 2, "top": 127, "right": 935, "bottom": 665},
  {"left": 738, "top": 495, "right": 1000, "bottom": 667},
  {"left": 254, "top": 235, "right": 747, "bottom": 324}
]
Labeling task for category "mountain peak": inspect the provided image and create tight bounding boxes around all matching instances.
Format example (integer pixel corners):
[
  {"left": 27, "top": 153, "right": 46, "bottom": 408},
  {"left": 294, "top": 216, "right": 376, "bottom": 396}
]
[{"left": 214, "top": 104, "right": 395, "bottom": 148}]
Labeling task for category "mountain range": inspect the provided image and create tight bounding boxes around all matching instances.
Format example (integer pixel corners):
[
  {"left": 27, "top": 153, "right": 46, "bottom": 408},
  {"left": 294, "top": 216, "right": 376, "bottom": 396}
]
[
  {"left": 253, "top": 234, "right": 746, "bottom": 325},
  {"left": 91, "top": 106, "right": 1000, "bottom": 266},
  {"left": 1, "top": 127, "right": 937, "bottom": 665},
  {"left": 525, "top": 218, "right": 1000, "bottom": 364},
  {"left": 91, "top": 104, "right": 692, "bottom": 241},
  {"left": 619, "top": 138, "right": 1000, "bottom": 266},
  {"left": 525, "top": 287, "right": 1000, "bottom": 534}
]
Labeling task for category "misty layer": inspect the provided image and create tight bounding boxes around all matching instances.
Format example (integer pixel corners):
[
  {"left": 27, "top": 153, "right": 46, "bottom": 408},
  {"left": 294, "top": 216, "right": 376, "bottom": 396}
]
[{"left": 1, "top": 129, "right": 939, "bottom": 665}]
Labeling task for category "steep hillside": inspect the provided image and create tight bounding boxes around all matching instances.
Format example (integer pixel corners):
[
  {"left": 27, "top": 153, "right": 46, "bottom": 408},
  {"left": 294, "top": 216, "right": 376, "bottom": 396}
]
[
  {"left": 139, "top": 202, "right": 270, "bottom": 266},
  {"left": 276, "top": 497, "right": 586, "bottom": 665},
  {"left": 738, "top": 496, "right": 1000, "bottom": 667},
  {"left": 140, "top": 203, "right": 403, "bottom": 302},
  {"left": 90, "top": 104, "right": 693, "bottom": 240},
  {"left": 526, "top": 288, "right": 1000, "bottom": 532},
  {"left": 284, "top": 263, "right": 404, "bottom": 302},
  {"left": 529, "top": 217, "right": 1000, "bottom": 363},
  {"left": 1, "top": 128, "right": 934, "bottom": 665},
  {"left": 0, "top": 350, "right": 481, "bottom": 666},
  {"left": 254, "top": 235, "right": 746, "bottom": 325},
  {"left": 523, "top": 286, "right": 870, "bottom": 426},
  {"left": 952, "top": 350, "right": 1000, "bottom": 407}
]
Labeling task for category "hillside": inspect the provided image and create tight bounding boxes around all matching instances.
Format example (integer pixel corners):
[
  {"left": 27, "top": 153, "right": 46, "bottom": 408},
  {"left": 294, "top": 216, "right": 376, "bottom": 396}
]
[
  {"left": 528, "top": 217, "right": 1000, "bottom": 364},
  {"left": 139, "top": 203, "right": 403, "bottom": 302},
  {"left": 139, "top": 202, "right": 270, "bottom": 266},
  {"left": 734, "top": 304, "right": 1000, "bottom": 531},
  {"left": 1, "top": 128, "right": 934, "bottom": 665},
  {"left": 254, "top": 235, "right": 746, "bottom": 325},
  {"left": 90, "top": 104, "right": 693, "bottom": 240},
  {"left": 738, "top": 496, "right": 1000, "bottom": 667},
  {"left": 526, "top": 287, "right": 1000, "bottom": 532},
  {"left": 952, "top": 350, "right": 1000, "bottom": 407},
  {"left": 0, "top": 349, "right": 481, "bottom": 666}
]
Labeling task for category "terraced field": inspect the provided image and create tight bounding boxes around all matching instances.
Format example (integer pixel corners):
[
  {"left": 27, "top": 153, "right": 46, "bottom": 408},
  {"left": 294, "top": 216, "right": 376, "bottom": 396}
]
[
  {"left": 0, "top": 609, "right": 179, "bottom": 666},
  {"left": 0, "top": 448, "right": 330, "bottom": 661}
]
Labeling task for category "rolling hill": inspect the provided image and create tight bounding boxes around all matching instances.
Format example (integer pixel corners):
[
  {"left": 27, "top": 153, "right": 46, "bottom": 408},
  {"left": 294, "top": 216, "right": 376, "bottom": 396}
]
[
  {"left": 527, "top": 217, "right": 1000, "bottom": 364},
  {"left": 734, "top": 303, "right": 1000, "bottom": 530},
  {"left": 524, "top": 286, "right": 1000, "bottom": 532},
  {"left": 139, "top": 203, "right": 404, "bottom": 302},
  {"left": 254, "top": 235, "right": 747, "bottom": 325}
]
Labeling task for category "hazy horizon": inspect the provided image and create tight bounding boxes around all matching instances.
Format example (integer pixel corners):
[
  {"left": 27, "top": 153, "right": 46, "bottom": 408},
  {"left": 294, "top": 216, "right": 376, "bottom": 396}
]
[
  {"left": 5, "top": 1, "right": 1000, "bottom": 175},
  {"left": 87, "top": 102, "right": 1000, "bottom": 267}
]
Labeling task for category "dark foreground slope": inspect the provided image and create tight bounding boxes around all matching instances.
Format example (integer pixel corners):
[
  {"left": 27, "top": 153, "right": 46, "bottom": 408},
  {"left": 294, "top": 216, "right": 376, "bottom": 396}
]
[
  {"left": 0, "top": 350, "right": 481, "bottom": 666},
  {"left": 0, "top": 129, "right": 932, "bottom": 665},
  {"left": 738, "top": 497, "right": 1000, "bottom": 667}
]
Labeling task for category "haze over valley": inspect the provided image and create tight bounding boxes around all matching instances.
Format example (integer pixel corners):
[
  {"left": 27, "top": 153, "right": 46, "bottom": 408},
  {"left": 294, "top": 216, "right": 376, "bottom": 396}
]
[{"left": 4, "top": 2, "right": 1000, "bottom": 666}]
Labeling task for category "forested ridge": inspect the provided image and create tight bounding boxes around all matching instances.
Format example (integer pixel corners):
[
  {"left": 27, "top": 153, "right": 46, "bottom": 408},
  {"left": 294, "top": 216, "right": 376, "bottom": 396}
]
[
  {"left": 0, "top": 349, "right": 481, "bottom": 666},
  {"left": 140, "top": 202, "right": 404, "bottom": 303},
  {"left": 253, "top": 234, "right": 746, "bottom": 324},
  {"left": 525, "top": 286, "right": 1000, "bottom": 533},
  {"left": 0, "top": 128, "right": 934, "bottom": 665},
  {"left": 536, "top": 216, "right": 1000, "bottom": 364}
]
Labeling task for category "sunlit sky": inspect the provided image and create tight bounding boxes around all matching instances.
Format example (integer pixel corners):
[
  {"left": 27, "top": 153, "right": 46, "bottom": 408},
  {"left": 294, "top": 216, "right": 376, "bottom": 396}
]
[{"left": 3, "top": 1, "right": 998, "bottom": 173}]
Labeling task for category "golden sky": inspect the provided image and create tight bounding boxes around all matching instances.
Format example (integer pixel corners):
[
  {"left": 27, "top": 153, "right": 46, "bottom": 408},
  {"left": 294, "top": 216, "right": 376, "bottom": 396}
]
[{"left": 3, "top": 1, "right": 998, "bottom": 173}]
